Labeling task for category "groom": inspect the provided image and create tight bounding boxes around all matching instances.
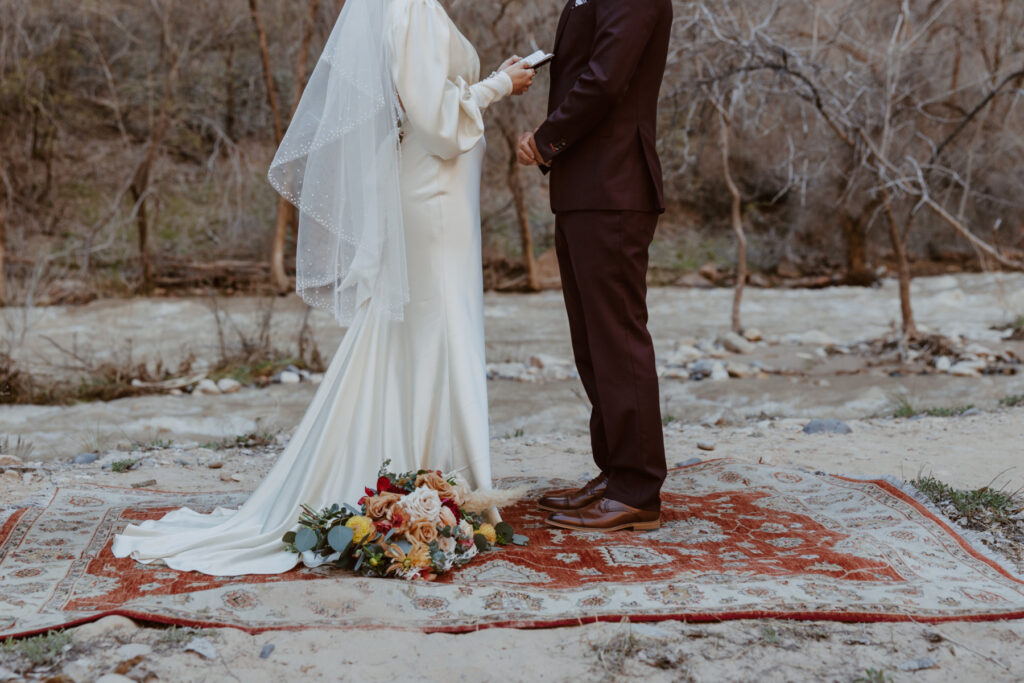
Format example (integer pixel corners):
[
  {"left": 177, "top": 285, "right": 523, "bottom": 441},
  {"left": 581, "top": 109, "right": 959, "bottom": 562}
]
[{"left": 518, "top": 0, "right": 672, "bottom": 532}]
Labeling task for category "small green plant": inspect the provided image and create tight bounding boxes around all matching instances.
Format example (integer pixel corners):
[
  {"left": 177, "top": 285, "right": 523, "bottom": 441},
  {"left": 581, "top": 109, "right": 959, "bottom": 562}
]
[
  {"left": 1, "top": 630, "right": 72, "bottom": 667},
  {"left": 912, "top": 475, "right": 1020, "bottom": 520},
  {"left": 662, "top": 415, "right": 677, "bottom": 426},
  {"left": 854, "top": 669, "right": 892, "bottom": 683},
  {"left": 202, "top": 431, "right": 279, "bottom": 450},
  {"left": 158, "top": 626, "right": 200, "bottom": 645},
  {"left": 133, "top": 438, "right": 173, "bottom": 451},
  {"left": 760, "top": 625, "right": 780, "bottom": 645},
  {"left": 892, "top": 396, "right": 917, "bottom": 418},
  {"left": 892, "top": 397, "right": 975, "bottom": 418},
  {"left": 110, "top": 459, "right": 138, "bottom": 473},
  {"left": 921, "top": 404, "right": 974, "bottom": 418},
  {"left": 999, "top": 394, "right": 1024, "bottom": 408}
]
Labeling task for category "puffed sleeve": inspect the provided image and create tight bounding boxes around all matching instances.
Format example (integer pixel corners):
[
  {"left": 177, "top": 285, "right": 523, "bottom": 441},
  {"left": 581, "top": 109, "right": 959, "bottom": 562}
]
[{"left": 389, "top": 0, "right": 513, "bottom": 160}]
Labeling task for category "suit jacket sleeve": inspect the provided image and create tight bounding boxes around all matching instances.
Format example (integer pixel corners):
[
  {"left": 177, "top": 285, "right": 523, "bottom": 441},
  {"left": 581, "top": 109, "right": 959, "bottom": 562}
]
[{"left": 534, "top": 0, "right": 663, "bottom": 163}]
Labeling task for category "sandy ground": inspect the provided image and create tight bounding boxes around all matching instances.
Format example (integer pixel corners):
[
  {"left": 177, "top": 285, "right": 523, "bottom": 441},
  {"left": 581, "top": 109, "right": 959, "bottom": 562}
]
[{"left": 2, "top": 273, "right": 1024, "bottom": 681}]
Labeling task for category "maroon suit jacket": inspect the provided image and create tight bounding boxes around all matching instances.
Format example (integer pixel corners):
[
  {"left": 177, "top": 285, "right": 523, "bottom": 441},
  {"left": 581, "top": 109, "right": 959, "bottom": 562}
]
[{"left": 534, "top": 0, "right": 672, "bottom": 214}]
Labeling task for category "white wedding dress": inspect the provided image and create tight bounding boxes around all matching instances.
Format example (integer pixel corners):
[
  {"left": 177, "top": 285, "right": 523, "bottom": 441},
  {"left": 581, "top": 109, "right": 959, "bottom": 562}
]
[{"left": 112, "top": 0, "right": 513, "bottom": 576}]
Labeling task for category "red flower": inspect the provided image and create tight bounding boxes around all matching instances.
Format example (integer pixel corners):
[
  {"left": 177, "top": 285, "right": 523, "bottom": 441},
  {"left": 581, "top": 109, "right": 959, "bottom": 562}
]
[
  {"left": 441, "top": 498, "right": 462, "bottom": 523},
  {"left": 375, "top": 476, "right": 410, "bottom": 495},
  {"left": 374, "top": 520, "right": 393, "bottom": 534}
]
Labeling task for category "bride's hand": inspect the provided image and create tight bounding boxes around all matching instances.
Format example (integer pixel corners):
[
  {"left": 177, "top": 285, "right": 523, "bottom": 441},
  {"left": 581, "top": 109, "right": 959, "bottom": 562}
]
[
  {"left": 502, "top": 60, "right": 535, "bottom": 96},
  {"left": 498, "top": 55, "right": 521, "bottom": 71}
]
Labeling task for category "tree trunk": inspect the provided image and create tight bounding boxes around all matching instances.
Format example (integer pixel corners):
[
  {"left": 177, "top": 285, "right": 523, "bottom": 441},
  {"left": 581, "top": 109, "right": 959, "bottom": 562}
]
[
  {"left": 0, "top": 164, "right": 6, "bottom": 306},
  {"left": 718, "top": 114, "right": 747, "bottom": 333},
  {"left": 497, "top": 124, "right": 538, "bottom": 291},
  {"left": 224, "top": 42, "right": 236, "bottom": 143},
  {"left": 882, "top": 190, "right": 917, "bottom": 340},
  {"left": 130, "top": 48, "right": 183, "bottom": 292},
  {"left": 248, "top": 0, "right": 283, "bottom": 145},
  {"left": 266, "top": 0, "right": 320, "bottom": 294}
]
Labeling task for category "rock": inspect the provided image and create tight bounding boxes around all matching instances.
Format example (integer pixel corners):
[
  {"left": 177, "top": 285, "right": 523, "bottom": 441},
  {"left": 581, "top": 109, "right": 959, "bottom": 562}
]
[
  {"left": 279, "top": 371, "right": 301, "bottom": 385},
  {"left": 185, "top": 637, "right": 218, "bottom": 660},
  {"left": 665, "top": 345, "right": 702, "bottom": 365},
  {"left": 259, "top": 643, "right": 275, "bottom": 659},
  {"left": 698, "top": 262, "right": 720, "bottom": 282},
  {"left": 217, "top": 378, "right": 242, "bottom": 394},
  {"left": 285, "top": 364, "right": 302, "bottom": 375},
  {"left": 802, "top": 418, "right": 852, "bottom": 435},
  {"left": 2, "top": 470, "right": 20, "bottom": 483},
  {"left": 95, "top": 675, "right": 136, "bottom": 683},
  {"left": 130, "top": 479, "right": 157, "bottom": 489},
  {"left": 63, "top": 658, "right": 96, "bottom": 681},
  {"left": 677, "top": 458, "right": 703, "bottom": 467},
  {"left": 629, "top": 623, "right": 674, "bottom": 639},
  {"left": 74, "top": 615, "right": 138, "bottom": 640},
  {"left": 207, "top": 461, "right": 224, "bottom": 470},
  {"left": 789, "top": 329, "right": 836, "bottom": 346},
  {"left": 195, "top": 379, "right": 221, "bottom": 395},
  {"left": 934, "top": 356, "right": 952, "bottom": 372},
  {"left": 959, "top": 408, "right": 981, "bottom": 417},
  {"left": 697, "top": 441, "right": 716, "bottom": 452},
  {"left": 726, "top": 362, "right": 755, "bottom": 379},
  {"left": 116, "top": 643, "right": 152, "bottom": 660},
  {"left": 488, "top": 362, "right": 526, "bottom": 380},
  {"left": 742, "top": 328, "right": 763, "bottom": 342},
  {"left": 720, "top": 332, "right": 756, "bottom": 355},
  {"left": 709, "top": 362, "right": 730, "bottom": 382},
  {"left": 529, "top": 354, "right": 567, "bottom": 370},
  {"left": 899, "top": 657, "right": 937, "bottom": 672},
  {"left": 0, "top": 455, "right": 24, "bottom": 468},
  {"left": 73, "top": 452, "right": 99, "bottom": 465},
  {"left": 220, "top": 472, "right": 243, "bottom": 483},
  {"left": 949, "top": 362, "right": 982, "bottom": 377},
  {"left": 309, "top": 373, "right": 325, "bottom": 385},
  {"left": 674, "top": 272, "right": 714, "bottom": 289}
]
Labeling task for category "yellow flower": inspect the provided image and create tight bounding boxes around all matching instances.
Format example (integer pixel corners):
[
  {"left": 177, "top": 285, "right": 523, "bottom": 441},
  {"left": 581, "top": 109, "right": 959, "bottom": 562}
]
[
  {"left": 477, "top": 523, "right": 497, "bottom": 544},
  {"left": 345, "top": 515, "right": 375, "bottom": 544}
]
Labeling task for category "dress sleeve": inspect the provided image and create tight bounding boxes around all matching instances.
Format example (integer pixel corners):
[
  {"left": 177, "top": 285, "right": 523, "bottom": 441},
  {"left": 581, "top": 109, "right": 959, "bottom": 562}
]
[{"left": 390, "top": 0, "right": 513, "bottom": 160}]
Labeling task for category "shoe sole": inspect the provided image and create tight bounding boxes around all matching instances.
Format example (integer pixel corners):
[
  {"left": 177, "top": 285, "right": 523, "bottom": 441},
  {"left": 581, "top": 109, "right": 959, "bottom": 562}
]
[{"left": 544, "top": 518, "right": 661, "bottom": 532}]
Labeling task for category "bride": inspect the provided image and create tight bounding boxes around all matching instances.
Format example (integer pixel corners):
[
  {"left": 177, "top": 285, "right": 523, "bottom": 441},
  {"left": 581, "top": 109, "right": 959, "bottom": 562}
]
[{"left": 112, "top": 0, "right": 534, "bottom": 576}]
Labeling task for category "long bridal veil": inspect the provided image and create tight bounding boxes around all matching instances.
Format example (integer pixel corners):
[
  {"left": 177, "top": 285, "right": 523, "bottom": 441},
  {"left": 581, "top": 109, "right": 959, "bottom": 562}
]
[{"left": 268, "top": 0, "right": 407, "bottom": 326}]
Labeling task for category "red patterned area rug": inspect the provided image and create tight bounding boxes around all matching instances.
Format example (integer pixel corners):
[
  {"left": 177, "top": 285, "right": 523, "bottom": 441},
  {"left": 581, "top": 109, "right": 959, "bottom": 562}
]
[{"left": 2, "top": 459, "right": 1023, "bottom": 637}]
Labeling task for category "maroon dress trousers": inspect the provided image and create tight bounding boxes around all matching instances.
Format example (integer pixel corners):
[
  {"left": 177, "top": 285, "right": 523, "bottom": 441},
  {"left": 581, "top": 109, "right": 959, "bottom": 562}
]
[{"left": 534, "top": 0, "right": 673, "bottom": 512}]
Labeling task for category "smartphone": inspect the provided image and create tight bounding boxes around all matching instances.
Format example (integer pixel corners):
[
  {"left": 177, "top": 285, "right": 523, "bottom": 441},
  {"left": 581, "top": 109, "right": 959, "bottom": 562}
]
[{"left": 523, "top": 50, "right": 555, "bottom": 69}]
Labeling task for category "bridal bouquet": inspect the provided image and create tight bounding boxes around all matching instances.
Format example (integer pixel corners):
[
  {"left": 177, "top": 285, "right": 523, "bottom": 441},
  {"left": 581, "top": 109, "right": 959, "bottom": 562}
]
[{"left": 283, "top": 462, "right": 526, "bottom": 581}]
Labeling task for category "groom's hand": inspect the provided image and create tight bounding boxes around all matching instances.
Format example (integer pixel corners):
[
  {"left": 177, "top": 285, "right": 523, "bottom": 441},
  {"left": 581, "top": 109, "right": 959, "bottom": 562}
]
[{"left": 516, "top": 132, "right": 544, "bottom": 166}]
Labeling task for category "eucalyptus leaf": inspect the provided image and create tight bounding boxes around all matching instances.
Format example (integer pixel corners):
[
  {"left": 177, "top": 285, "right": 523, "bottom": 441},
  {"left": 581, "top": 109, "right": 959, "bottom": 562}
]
[
  {"left": 354, "top": 550, "right": 364, "bottom": 572},
  {"left": 293, "top": 527, "right": 318, "bottom": 553},
  {"left": 344, "top": 503, "right": 362, "bottom": 516},
  {"left": 327, "top": 525, "right": 355, "bottom": 553},
  {"left": 282, "top": 531, "right": 296, "bottom": 545},
  {"left": 495, "top": 522, "right": 514, "bottom": 544},
  {"left": 512, "top": 534, "right": 530, "bottom": 546},
  {"left": 396, "top": 540, "right": 412, "bottom": 554},
  {"left": 474, "top": 533, "right": 490, "bottom": 552}
]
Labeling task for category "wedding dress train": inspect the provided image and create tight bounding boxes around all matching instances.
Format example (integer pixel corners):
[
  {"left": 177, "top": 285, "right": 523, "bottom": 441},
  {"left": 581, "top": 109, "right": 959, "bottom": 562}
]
[{"left": 112, "top": 0, "right": 513, "bottom": 576}]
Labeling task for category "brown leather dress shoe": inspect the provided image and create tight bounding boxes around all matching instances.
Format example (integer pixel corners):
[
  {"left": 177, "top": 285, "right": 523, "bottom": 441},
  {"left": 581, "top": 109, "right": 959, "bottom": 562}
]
[
  {"left": 537, "top": 474, "right": 608, "bottom": 512},
  {"left": 545, "top": 497, "right": 660, "bottom": 532}
]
